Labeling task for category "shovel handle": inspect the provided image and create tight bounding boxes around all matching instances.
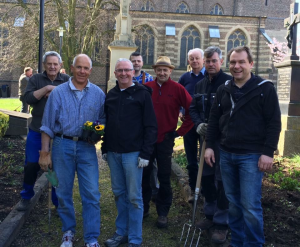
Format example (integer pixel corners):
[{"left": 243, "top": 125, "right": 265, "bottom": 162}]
[
  {"left": 195, "top": 139, "right": 206, "bottom": 193},
  {"left": 191, "top": 139, "right": 206, "bottom": 225}
]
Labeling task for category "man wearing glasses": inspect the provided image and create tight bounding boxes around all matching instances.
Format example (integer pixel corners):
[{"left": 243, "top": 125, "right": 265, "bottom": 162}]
[{"left": 101, "top": 58, "right": 157, "bottom": 247}]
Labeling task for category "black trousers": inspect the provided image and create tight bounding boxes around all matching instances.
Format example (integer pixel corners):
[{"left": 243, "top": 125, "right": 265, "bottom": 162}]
[
  {"left": 183, "top": 127, "right": 200, "bottom": 191},
  {"left": 142, "top": 136, "right": 174, "bottom": 217},
  {"left": 19, "top": 95, "right": 29, "bottom": 113}
]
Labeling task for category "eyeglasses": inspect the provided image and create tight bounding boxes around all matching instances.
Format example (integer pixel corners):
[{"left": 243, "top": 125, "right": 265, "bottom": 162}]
[{"left": 115, "top": 69, "right": 133, "bottom": 73}]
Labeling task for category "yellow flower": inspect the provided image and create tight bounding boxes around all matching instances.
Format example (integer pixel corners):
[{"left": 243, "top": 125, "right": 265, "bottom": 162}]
[
  {"left": 84, "top": 121, "right": 93, "bottom": 126},
  {"left": 95, "top": 125, "right": 104, "bottom": 131}
]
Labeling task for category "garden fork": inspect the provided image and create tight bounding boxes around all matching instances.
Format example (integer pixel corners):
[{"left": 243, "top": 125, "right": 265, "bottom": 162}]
[{"left": 180, "top": 140, "right": 206, "bottom": 246}]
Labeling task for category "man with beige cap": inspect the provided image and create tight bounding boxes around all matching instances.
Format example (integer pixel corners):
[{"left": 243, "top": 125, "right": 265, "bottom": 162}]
[{"left": 142, "top": 56, "right": 194, "bottom": 228}]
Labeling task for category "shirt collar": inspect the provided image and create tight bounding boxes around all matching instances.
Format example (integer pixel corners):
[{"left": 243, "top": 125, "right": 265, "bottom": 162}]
[
  {"left": 69, "top": 77, "right": 91, "bottom": 91},
  {"left": 190, "top": 67, "right": 205, "bottom": 76}
]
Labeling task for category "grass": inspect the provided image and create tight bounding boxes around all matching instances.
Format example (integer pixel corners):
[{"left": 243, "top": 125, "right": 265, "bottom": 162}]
[
  {"left": 0, "top": 98, "right": 21, "bottom": 111},
  {"left": 12, "top": 150, "right": 193, "bottom": 247},
  {"left": 267, "top": 153, "right": 300, "bottom": 191},
  {"left": 290, "top": 154, "right": 300, "bottom": 166}
]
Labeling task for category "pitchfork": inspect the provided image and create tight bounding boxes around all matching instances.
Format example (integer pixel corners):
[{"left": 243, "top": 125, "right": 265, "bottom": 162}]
[{"left": 180, "top": 139, "right": 206, "bottom": 246}]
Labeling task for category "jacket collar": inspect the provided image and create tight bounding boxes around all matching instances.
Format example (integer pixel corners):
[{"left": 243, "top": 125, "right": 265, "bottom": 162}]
[{"left": 154, "top": 77, "right": 172, "bottom": 87}]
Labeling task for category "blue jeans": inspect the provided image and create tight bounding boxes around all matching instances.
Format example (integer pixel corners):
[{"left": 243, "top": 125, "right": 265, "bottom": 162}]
[
  {"left": 220, "top": 149, "right": 264, "bottom": 247},
  {"left": 21, "top": 129, "right": 58, "bottom": 206},
  {"left": 52, "top": 136, "right": 100, "bottom": 244},
  {"left": 107, "top": 151, "right": 143, "bottom": 245}
]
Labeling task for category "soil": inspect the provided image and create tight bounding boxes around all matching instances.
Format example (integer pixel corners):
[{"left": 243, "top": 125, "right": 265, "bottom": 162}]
[
  {"left": 0, "top": 135, "right": 26, "bottom": 223},
  {"left": 0, "top": 135, "right": 300, "bottom": 246}
]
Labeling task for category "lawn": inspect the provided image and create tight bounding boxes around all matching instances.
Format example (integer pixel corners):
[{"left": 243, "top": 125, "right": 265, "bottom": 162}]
[{"left": 0, "top": 98, "right": 21, "bottom": 111}]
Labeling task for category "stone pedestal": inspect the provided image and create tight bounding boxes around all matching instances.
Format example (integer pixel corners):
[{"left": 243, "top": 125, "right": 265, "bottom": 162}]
[
  {"left": 106, "top": 0, "right": 137, "bottom": 92},
  {"left": 278, "top": 116, "right": 300, "bottom": 156},
  {"left": 275, "top": 60, "right": 300, "bottom": 156}
]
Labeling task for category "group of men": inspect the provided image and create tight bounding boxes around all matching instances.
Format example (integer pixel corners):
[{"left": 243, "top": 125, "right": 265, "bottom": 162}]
[{"left": 17, "top": 45, "right": 281, "bottom": 247}]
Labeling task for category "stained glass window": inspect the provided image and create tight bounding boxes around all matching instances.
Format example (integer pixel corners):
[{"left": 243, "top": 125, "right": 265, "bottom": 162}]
[
  {"left": 176, "top": 2, "right": 189, "bottom": 13},
  {"left": 227, "top": 30, "right": 247, "bottom": 66},
  {"left": 141, "top": 0, "right": 154, "bottom": 11},
  {"left": 210, "top": 4, "right": 223, "bottom": 15},
  {"left": 180, "top": 26, "right": 200, "bottom": 67},
  {"left": 135, "top": 25, "right": 155, "bottom": 65}
]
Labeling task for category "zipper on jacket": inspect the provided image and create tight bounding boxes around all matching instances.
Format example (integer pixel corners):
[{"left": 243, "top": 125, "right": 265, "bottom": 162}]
[{"left": 230, "top": 95, "right": 235, "bottom": 116}]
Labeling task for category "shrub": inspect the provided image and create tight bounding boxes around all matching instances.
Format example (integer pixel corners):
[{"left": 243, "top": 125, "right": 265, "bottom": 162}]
[
  {"left": 0, "top": 112, "right": 9, "bottom": 138},
  {"left": 280, "top": 177, "right": 300, "bottom": 191}
]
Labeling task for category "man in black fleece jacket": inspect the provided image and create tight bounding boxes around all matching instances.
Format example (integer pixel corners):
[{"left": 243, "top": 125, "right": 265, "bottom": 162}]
[
  {"left": 189, "top": 46, "right": 232, "bottom": 244},
  {"left": 205, "top": 46, "right": 281, "bottom": 247},
  {"left": 101, "top": 58, "right": 157, "bottom": 247}
]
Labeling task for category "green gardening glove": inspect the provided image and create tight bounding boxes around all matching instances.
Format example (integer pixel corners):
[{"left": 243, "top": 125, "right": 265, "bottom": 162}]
[{"left": 45, "top": 168, "right": 59, "bottom": 188}]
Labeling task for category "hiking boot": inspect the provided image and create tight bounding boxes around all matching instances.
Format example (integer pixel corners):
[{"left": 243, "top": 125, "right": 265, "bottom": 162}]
[
  {"left": 104, "top": 232, "right": 128, "bottom": 247},
  {"left": 188, "top": 191, "right": 195, "bottom": 203},
  {"left": 85, "top": 242, "right": 101, "bottom": 247},
  {"left": 195, "top": 218, "right": 214, "bottom": 230},
  {"left": 60, "top": 230, "right": 74, "bottom": 247},
  {"left": 211, "top": 229, "right": 228, "bottom": 244},
  {"left": 17, "top": 198, "right": 30, "bottom": 211},
  {"left": 156, "top": 216, "right": 168, "bottom": 228},
  {"left": 128, "top": 244, "right": 141, "bottom": 247},
  {"left": 143, "top": 211, "right": 150, "bottom": 219}
]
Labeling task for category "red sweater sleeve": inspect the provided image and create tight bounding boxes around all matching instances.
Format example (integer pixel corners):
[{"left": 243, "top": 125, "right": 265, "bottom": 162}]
[{"left": 176, "top": 85, "right": 194, "bottom": 136}]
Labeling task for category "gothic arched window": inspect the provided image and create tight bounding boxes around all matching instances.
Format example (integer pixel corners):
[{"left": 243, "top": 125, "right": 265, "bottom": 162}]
[
  {"left": 227, "top": 30, "right": 247, "bottom": 52},
  {"left": 141, "top": 0, "right": 154, "bottom": 11},
  {"left": 180, "top": 26, "right": 200, "bottom": 67},
  {"left": 210, "top": 4, "right": 224, "bottom": 15},
  {"left": 176, "top": 2, "right": 189, "bottom": 13},
  {"left": 135, "top": 25, "right": 155, "bottom": 65},
  {"left": 227, "top": 30, "right": 247, "bottom": 65}
]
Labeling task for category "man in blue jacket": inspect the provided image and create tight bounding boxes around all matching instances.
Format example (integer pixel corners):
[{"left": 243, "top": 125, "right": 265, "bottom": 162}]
[
  {"left": 178, "top": 48, "right": 205, "bottom": 203},
  {"left": 205, "top": 46, "right": 281, "bottom": 247}
]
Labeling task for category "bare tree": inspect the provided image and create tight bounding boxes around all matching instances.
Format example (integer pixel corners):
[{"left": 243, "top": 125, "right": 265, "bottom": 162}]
[{"left": 0, "top": 0, "right": 118, "bottom": 73}]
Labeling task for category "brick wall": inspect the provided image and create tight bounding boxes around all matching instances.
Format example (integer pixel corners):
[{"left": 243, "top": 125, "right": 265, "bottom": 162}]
[
  {"left": 131, "top": 0, "right": 291, "bottom": 28},
  {"left": 131, "top": 11, "right": 272, "bottom": 79}
]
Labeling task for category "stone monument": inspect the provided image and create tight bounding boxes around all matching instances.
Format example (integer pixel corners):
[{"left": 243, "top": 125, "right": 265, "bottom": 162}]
[
  {"left": 275, "top": 0, "right": 300, "bottom": 156},
  {"left": 107, "top": 0, "right": 137, "bottom": 91}
]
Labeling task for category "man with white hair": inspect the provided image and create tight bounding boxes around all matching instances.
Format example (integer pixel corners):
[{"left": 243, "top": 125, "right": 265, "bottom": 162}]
[
  {"left": 102, "top": 58, "right": 157, "bottom": 247},
  {"left": 178, "top": 48, "right": 205, "bottom": 203},
  {"left": 39, "top": 54, "right": 105, "bottom": 247},
  {"left": 17, "top": 51, "right": 69, "bottom": 211}
]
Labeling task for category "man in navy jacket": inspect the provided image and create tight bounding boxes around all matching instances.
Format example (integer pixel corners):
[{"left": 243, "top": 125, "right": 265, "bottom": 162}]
[{"left": 205, "top": 46, "right": 281, "bottom": 247}]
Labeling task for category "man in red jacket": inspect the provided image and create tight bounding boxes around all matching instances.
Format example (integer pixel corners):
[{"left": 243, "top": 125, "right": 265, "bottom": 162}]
[{"left": 143, "top": 56, "right": 194, "bottom": 228}]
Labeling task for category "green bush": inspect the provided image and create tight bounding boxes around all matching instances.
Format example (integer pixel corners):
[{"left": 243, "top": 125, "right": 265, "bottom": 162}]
[
  {"left": 0, "top": 112, "right": 9, "bottom": 138},
  {"left": 280, "top": 177, "right": 300, "bottom": 191}
]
